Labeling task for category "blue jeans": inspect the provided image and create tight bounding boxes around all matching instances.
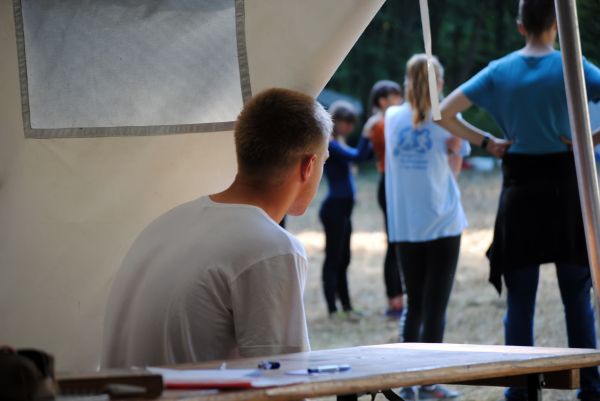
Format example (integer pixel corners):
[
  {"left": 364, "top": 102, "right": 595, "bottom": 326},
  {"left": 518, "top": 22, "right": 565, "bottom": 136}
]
[{"left": 504, "top": 264, "right": 600, "bottom": 401}]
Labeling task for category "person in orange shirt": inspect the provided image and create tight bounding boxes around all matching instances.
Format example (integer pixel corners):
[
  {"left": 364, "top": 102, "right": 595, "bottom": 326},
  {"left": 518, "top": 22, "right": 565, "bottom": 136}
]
[{"left": 363, "top": 80, "right": 405, "bottom": 319}]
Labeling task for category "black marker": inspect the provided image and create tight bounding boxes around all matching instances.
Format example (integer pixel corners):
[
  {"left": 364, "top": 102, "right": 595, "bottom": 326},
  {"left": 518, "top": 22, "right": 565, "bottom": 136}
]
[{"left": 258, "top": 360, "right": 281, "bottom": 370}]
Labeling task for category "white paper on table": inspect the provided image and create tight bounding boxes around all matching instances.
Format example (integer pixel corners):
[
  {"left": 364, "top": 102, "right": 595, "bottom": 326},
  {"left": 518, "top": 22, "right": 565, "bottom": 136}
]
[
  {"left": 147, "top": 367, "right": 259, "bottom": 385},
  {"left": 147, "top": 367, "right": 306, "bottom": 388},
  {"left": 251, "top": 377, "right": 308, "bottom": 388}
]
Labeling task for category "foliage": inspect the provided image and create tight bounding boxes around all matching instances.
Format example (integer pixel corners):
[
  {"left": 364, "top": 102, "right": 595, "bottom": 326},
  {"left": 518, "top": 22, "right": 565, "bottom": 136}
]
[{"left": 326, "top": 0, "right": 600, "bottom": 140}]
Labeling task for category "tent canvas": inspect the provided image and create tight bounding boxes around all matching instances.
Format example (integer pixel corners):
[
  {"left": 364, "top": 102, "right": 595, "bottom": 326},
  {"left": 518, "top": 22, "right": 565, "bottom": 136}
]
[{"left": 0, "top": 0, "right": 385, "bottom": 370}]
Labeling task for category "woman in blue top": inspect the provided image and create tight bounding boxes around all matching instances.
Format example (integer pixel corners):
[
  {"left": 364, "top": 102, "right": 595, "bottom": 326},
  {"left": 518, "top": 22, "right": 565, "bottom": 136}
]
[
  {"left": 320, "top": 101, "right": 371, "bottom": 320},
  {"left": 439, "top": 1, "right": 600, "bottom": 400},
  {"left": 385, "top": 54, "right": 470, "bottom": 400}
]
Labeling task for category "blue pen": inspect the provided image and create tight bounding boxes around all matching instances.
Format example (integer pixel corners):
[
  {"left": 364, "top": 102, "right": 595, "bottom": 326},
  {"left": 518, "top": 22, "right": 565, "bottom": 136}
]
[{"left": 307, "top": 364, "right": 351, "bottom": 374}]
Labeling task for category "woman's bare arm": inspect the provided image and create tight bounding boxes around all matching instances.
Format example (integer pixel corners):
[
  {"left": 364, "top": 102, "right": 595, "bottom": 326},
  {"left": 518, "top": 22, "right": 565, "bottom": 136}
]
[
  {"left": 446, "top": 136, "right": 463, "bottom": 177},
  {"left": 438, "top": 89, "right": 511, "bottom": 158},
  {"left": 448, "top": 154, "right": 463, "bottom": 177}
]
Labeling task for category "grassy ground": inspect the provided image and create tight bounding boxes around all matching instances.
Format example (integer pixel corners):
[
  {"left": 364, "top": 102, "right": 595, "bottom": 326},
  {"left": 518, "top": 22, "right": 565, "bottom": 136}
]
[{"left": 285, "top": 166, "right": 586, "bottom": 401}]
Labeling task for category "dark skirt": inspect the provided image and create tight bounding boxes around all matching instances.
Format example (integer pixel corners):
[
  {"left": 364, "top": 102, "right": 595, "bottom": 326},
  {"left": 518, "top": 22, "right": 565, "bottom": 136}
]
[{"left": 487, "top": 152, "right": 589, "bottom": 293}]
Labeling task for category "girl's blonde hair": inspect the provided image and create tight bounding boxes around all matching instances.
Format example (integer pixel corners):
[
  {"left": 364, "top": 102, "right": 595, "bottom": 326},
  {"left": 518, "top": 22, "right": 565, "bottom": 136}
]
[{"left": 404, "top": 54, "right": 444, "bottom": 127}]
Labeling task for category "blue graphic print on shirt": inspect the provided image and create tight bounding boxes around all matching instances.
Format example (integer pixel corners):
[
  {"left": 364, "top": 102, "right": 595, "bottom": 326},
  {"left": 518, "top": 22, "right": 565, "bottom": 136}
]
[
  {"left": 394, "top": 126, "right": 433, "bottom": 155},
  {"left": 393, "top": 126, "right": 434, "bottom": 171}
]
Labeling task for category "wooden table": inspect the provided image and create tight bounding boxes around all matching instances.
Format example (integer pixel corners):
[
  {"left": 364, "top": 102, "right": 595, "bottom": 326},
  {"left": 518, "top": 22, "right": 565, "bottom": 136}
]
[{"left": 141, "top": 343, "right": 600, "bottom": 401}]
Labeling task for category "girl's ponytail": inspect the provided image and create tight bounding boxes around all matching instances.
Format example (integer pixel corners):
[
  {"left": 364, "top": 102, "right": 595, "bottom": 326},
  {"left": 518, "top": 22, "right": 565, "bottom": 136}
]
[{"left": 405, "top": 54, "right": 444, "bottom": 127}]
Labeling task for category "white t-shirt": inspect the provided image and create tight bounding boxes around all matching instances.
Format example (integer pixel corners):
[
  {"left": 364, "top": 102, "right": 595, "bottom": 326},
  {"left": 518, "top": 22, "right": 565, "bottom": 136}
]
[
  {"left": 384, "top": 104, "right": 470, "bottom": 243},
  {"left": 101, "top": 196, "right": 310, "bottom": 368}
]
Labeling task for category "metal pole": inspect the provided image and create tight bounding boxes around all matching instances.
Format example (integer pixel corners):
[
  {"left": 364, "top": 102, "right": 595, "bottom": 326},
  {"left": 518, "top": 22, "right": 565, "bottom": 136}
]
[{"left": 555, "top": 0, "right": 600, "bottom": 309}]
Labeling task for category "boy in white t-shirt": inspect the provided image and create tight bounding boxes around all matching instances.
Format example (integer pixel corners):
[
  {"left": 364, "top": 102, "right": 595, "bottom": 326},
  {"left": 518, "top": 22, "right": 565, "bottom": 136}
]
[{"left": 101, "top": 88, "right": 333, "bottom": 368}]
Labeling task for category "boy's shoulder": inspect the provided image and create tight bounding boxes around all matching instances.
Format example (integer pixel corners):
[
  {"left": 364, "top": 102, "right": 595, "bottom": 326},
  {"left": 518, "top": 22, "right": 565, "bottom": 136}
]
[{"left": 142, "top": 196, "right": 306, "bottom": 266}]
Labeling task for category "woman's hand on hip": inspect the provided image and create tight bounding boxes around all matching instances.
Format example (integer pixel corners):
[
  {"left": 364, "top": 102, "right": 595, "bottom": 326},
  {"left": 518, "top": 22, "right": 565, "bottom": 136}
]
[
  {"left": 561, "top": 132, "right": 600, "bottom": 148},
  {"left": 486, "top": 137, "right": 512, "bottom": 158}
]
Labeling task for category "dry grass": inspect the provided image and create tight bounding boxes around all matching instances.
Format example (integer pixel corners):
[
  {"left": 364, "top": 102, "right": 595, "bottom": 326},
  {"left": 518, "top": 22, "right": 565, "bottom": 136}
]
[{"left": 285, "top": 167, "right": 587, "bottom": 401}]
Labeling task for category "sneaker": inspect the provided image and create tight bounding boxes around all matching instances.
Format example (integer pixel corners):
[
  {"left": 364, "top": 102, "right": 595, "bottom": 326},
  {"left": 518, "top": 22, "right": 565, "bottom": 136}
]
[
  {"left": 328, "top": 311, "right": 342, "bottom": 321},
  {"left": 385, "top": 307, "right": 404, "bottom": 320},
  {"left": 329, "top": 310, "right": 364, "bottom": 323},
  {"left": 399, "top": 387, "right": 417, "bottom": 401},
  {"left": 328, "top": 310, "right": 359, "bottom": 322},
  {"left": 418, "top": 385, "right": 460, "bottom": 400},
  {"left": 342, "top": 309, "right": 363, "bottom": 322}
]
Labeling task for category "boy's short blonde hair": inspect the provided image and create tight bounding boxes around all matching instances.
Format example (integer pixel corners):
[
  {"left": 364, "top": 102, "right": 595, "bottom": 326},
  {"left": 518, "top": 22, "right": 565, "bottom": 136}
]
[{"left": 234, "top": 88, "right": 332, "bottom": 179}]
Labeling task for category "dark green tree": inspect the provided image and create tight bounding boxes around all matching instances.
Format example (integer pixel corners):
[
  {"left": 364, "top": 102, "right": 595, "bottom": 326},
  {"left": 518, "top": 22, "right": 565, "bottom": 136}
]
[{"left": 327, "top": 0, "right": 600, "bottom": 138}]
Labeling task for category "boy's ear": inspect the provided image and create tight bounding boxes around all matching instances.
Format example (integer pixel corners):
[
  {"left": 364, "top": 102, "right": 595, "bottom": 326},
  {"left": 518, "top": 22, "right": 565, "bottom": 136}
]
[
  {"left": 517, "top": 22, "right": 527, "bottom": 37},
  {"left": 300, "top": 154, "right": 317, "bottom": 182}
]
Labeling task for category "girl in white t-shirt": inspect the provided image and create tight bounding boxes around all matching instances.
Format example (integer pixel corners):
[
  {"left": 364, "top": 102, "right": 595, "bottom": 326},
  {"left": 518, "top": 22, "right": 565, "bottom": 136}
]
[{"left": 385, "top": 54, "right": 469, "bottom": 400}]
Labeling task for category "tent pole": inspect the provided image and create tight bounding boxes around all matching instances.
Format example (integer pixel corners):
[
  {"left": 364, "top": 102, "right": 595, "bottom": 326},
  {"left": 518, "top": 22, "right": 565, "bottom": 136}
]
[{"left": 554, "top": 0, "right": 600, "bottom": 311}]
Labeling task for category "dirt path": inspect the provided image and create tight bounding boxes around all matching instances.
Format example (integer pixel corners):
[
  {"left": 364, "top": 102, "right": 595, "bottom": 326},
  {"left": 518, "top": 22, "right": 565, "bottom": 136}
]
[{"left": 286, "top": 168, "right": 584, "bottom": 401}]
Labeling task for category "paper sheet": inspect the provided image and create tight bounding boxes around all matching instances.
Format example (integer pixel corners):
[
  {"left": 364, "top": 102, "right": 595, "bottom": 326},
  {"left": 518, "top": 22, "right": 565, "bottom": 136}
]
[
  {"left": 148, "top": 367, "right": 258, "bottom": 383},
  {"left": 147, "top": 367, "right": 306, "bottom": 389}
]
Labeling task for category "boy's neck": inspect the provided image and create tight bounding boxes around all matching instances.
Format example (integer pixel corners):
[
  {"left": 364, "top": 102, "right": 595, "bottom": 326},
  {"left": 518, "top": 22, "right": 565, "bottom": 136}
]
[{"left": 209, "top": 175, "right": 294, "bottom": 224}]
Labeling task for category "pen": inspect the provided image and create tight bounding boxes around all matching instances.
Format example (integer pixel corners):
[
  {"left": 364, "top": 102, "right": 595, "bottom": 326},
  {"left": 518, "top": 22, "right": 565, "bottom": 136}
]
[
  {"left": 307, "top": 364, "right": 351, "bottom": 374},
  {"left": 258, "top": 360, "right": 281, "bottom": 370}
]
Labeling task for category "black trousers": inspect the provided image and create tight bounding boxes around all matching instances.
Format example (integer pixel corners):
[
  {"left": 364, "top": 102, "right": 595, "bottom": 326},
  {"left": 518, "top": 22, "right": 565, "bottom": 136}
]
[
  {"left": 320, "top": 197, "right": 354, "bottom": 313},
  {"left": 377, "top": 174, "right": 404, "bottom": 299},
  {"left": 395, "top": 235, "right": 461, "bottom": 343}
]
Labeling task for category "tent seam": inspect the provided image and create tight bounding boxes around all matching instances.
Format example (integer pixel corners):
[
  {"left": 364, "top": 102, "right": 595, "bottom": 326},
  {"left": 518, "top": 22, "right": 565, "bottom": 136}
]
[{"left": 235, "top": 0, "right": 252, "bottom": 104}]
